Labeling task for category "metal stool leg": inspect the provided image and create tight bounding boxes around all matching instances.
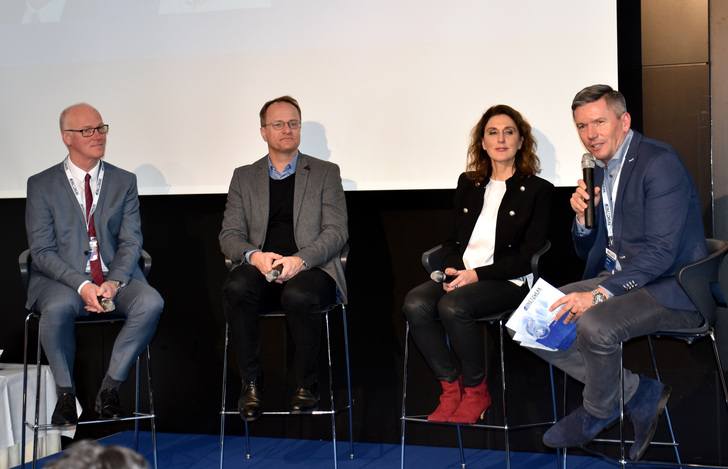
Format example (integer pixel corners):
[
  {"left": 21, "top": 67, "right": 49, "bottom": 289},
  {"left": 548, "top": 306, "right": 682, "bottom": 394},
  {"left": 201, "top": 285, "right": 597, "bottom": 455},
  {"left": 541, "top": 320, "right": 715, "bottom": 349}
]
[
  {"left": 145, "top": 346, "right": 158, "bottom": 469},
  {"left": 400, "top": 322, "right": 410, "bottom": 469},
  {"left": 324, "top": 311, "right": 339, "bottom": 469},
  {"left": 21, "top": 312, "right": 43, "bottom": 469},
  {"left": 499, "top": 319, "right": 511, "bottom": 469},
  {"left": 646, "top": 337, "right": 681, "bottom": 466},
  {"left": 134, "top": 356, "right": 141, "bottom": 452},
  {"left": 342, "top": 305, "right": 355, "bottom": 459}
]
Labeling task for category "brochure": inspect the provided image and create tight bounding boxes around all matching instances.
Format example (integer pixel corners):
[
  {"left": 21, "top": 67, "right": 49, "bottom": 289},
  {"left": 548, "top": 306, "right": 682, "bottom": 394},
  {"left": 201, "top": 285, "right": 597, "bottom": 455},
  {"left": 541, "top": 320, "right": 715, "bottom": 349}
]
[{"left": 506, "top": 278, "right": 577, "bottom": 351}]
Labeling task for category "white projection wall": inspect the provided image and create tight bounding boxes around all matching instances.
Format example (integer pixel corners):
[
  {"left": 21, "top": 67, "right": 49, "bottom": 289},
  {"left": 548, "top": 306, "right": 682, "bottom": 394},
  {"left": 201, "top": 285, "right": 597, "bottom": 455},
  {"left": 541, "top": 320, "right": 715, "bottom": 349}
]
[{"left": 0, "top": 0, "right": 617, "bottom": 197}]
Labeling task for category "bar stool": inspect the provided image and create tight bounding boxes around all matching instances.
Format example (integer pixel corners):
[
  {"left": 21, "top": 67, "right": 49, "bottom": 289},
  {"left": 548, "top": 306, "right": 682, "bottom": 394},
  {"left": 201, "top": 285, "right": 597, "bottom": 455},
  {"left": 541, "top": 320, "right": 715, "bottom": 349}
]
[
  {"left": 400, "top": 241, "right": 560, "bottom": 469},
  {"left": 19, "top": 249, "right": 158, "bottom": 469},
  {"left": 219, "top": 247, "right": 354, "bottom": 468},
  {"left": 583, "top": 238, "right": 728, "bottom": 468}
]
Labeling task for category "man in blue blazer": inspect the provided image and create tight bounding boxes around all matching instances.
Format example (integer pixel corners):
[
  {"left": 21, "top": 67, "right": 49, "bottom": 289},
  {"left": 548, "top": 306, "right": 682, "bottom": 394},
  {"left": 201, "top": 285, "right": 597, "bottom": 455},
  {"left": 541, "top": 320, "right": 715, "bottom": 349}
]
[
  {"left": 25, "top": 103, "right": 164, "bottom": 426},
  {"left": 531, "top": 85, "right": 706, "bottom": 461},
  {"left": 220, "top": 96, "right": 348, "bottom": 421}
]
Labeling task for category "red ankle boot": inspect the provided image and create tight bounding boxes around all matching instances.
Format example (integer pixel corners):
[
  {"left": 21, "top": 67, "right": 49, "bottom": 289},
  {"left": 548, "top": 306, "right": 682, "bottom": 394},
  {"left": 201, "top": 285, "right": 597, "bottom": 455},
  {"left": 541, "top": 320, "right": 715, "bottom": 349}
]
[
  {"left": 449, "top": 378, "right": 491, "bottom": 424},
  {"left": 427, "top": 376, "right": 463, "bottom": 422}
]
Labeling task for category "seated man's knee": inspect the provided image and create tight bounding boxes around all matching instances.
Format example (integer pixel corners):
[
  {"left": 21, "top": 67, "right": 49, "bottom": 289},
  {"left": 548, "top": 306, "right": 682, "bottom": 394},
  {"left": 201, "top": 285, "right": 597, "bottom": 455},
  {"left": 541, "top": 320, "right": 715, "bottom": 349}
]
[
  {"left": 280, "top": 285, "right": 322, "bottom": 313},
  {"left": 223, "top": 265, "right": 261, "bottom": 302},
  {"left": 576, "top": 312, "right": 619, "bottom": 347},
  {"left": 36, "top": 294, "right": 83, "bottom": 327}
]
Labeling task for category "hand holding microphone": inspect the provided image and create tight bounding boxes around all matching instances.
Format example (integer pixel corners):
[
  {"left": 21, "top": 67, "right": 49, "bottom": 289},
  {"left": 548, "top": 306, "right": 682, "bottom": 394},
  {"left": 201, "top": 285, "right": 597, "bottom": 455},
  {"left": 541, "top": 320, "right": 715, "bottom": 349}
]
[
  {"left": 581, "top": 153, "right": 596, "bottom": 228},
  {"left": 430, "top": 270, "right": 456, "bottom": 283},
  {"left": 265, "top": 264, "right": 283, "bottom": 282}
]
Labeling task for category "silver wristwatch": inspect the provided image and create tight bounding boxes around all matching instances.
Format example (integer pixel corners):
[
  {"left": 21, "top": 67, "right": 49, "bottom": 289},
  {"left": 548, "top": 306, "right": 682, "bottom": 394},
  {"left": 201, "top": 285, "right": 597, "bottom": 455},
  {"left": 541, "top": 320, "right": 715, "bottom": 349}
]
[
  {"left": 591, "top": 289, "right": 607, "bottom": 304},
  {"left": 108, "top": 279, "right": 125, "bottom": 291}
]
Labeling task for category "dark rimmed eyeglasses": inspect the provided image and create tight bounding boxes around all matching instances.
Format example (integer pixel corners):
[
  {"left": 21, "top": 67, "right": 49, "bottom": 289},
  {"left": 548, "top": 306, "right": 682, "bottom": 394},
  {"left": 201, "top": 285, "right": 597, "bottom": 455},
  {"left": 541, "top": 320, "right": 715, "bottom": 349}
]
[
  {"left": 64, "top": 125, "right": 109, "bottom": 137},
  {"left": 262, "top": 120, "right": 301, "bottom": 130}
]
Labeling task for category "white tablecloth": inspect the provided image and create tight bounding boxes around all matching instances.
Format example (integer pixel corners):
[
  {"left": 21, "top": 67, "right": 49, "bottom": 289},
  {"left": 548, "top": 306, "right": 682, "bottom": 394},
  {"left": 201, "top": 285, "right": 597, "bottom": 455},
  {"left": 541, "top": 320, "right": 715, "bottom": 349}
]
[{"left": 0, "top": 364, "right": 79, "bottom": 469}]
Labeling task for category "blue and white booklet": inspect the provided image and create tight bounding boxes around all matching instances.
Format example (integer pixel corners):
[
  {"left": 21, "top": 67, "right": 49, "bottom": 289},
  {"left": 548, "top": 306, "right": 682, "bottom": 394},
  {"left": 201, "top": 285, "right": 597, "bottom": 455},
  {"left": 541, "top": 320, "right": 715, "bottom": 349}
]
[{"left": 506, "top": 278, "right": 577, "bottom": 351}]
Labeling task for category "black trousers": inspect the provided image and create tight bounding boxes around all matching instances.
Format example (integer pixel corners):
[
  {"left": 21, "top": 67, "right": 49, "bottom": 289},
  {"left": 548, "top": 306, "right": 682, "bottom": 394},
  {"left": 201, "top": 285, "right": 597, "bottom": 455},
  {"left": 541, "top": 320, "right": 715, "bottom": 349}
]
[
  {"left": 222, "top": 264, "right": 336, "bottom": 387},
  {"left": 402, "top": 279, "right": 529, "bottom": 387}
]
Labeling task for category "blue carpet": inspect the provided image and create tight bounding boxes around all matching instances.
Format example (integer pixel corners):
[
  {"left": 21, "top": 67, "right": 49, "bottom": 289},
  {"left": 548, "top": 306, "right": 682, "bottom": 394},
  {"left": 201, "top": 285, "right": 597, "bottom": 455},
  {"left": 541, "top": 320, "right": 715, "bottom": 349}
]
[{"left": 27, "top": 431, "right": 618, "bottom": 468}]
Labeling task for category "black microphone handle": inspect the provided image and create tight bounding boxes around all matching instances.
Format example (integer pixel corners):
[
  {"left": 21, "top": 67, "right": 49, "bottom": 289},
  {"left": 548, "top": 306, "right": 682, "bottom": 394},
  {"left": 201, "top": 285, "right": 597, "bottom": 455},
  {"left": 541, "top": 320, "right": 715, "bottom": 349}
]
[
  {"left": 583, "top": 167, "right": 595, "bottom": 228},
  {"left": 430, "top": 270, "right": 457, "bottom": 283}
]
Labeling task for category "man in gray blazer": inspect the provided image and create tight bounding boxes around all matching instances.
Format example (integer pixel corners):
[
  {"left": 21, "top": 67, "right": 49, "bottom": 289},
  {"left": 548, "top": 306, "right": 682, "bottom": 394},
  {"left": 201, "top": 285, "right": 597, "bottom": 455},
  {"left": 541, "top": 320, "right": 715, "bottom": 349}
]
[
  {"left": 25, "top": 103, "right": 164, "bottom": 426},
  {"left": 220, "top": 96, "right": 348, "bottom": 421}
]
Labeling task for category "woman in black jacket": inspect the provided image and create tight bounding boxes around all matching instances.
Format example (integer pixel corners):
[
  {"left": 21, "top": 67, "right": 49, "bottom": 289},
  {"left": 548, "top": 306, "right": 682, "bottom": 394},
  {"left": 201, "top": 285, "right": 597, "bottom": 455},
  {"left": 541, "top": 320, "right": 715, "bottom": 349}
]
[{"left": 403, "top": 104, "right": 554, "bottom": 424}]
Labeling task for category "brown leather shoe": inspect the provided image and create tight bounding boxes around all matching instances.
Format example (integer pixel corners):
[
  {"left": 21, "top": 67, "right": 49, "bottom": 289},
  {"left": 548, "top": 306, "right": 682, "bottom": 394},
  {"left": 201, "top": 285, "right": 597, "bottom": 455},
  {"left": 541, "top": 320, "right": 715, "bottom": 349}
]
[
  {"left": 238, "top": 375, "right": 265, "bottom": 421},
  {"left": 290, "top": 383, "right": 319, "bottom": 413},
  {"left": 51, "top": 393, "right": 78, "bottom": 426}
]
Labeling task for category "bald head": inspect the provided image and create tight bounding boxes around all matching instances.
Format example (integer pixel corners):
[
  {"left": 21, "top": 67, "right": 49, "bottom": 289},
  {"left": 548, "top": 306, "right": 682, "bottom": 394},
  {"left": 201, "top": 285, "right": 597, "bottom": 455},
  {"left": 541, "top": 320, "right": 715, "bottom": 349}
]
[{"left": 60, "top": 103, "right": 108, "bottom": 171}]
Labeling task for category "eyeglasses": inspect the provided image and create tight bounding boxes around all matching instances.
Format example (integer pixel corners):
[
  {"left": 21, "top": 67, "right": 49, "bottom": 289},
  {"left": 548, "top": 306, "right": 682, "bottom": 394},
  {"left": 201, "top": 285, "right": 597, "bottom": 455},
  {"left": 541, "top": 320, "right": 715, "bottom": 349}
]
[
  {"left": 64, "top": 125, "right": 109, "bottom": 137},
  {"left": 262, "top": 120, "right": 301, "bottom": 130}
]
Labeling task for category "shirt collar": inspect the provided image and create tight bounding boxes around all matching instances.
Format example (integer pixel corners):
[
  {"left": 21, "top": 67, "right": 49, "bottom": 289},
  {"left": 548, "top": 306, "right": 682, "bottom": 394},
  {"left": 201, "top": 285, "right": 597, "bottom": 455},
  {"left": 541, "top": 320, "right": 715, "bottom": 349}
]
[
  {"left": 66, "top": 155, "right": 101, "bottom": 182},
  {"left": 268, "top": 152, "right": 299, "bottom": 180}
]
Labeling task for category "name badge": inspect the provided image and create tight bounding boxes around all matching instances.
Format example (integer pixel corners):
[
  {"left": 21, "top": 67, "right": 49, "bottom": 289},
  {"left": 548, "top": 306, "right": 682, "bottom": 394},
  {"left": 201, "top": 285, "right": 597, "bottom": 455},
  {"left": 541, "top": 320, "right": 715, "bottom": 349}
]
[
  {"left": 89, "top": 237, "right": 99, "bottom": 261},
  {"left": 605, "top": 248, "right": 617, "bottom": 273}
]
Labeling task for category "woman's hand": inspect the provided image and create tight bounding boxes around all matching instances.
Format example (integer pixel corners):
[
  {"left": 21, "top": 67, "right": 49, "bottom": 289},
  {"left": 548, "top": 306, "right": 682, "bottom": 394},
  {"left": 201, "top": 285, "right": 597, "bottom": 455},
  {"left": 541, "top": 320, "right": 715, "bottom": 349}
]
[{"left": 443, "top": 268, "right": 478, "bottom": 292}]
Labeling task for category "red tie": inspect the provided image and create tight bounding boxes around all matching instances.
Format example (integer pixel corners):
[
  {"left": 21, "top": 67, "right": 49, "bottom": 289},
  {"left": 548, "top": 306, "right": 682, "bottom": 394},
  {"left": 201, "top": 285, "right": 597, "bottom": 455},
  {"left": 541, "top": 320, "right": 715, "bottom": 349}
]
[{"left": 85, "top": 174, "right": 104, "bottom": 285}]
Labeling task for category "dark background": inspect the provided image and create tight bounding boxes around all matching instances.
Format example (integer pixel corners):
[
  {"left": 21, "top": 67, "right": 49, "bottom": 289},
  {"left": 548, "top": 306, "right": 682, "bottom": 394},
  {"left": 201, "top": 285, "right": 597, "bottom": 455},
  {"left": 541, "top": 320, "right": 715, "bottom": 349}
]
[{"left": 1, "top": 0, "right": 726, "bottom": 465}]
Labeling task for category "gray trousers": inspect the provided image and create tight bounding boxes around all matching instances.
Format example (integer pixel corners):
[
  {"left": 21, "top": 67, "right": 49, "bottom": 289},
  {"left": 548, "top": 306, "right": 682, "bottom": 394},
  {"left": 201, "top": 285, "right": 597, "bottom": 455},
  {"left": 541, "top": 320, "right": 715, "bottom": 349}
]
[
  {"left": 529, "top": 271, "right": 703, "bottom": 419},
  {"left": 35, "top": 279, "right": 164, "bottom": 392}
]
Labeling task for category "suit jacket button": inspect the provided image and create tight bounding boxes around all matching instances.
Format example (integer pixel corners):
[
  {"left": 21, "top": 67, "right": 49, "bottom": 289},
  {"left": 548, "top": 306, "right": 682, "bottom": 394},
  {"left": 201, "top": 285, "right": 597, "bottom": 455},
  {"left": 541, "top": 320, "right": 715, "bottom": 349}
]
[
  {"left": 463, "top": 208, "right": 469, "bottom": 213},
  {"left": 520, "top": 186, "right": 525, "bottom": 191},
  {"left": 84, "top": 250, "right": 89, "bottom": 255},
  {"left": 509, "top": 211, "right": 515, "bottom": 216}
]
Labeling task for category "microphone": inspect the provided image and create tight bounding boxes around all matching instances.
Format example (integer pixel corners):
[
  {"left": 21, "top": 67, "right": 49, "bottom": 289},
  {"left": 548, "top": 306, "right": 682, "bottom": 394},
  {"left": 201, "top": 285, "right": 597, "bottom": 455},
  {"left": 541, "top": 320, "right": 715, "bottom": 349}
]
[
  {"left": 98, "top": 296, "right": 115, "bottom": 312},
  {"left": 265, "top": 264, "right": 283, "bottom": 283},
  {"left": 581, "top": 153, "right": 596, "bottom": 228},
  {"left": 430, "top": 270, "right": 456, "bottom": 283}
]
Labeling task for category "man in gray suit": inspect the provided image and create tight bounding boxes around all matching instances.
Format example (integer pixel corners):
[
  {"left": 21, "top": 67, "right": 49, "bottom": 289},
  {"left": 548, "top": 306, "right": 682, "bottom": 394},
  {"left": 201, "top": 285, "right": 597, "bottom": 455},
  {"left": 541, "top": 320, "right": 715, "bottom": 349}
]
[
  {"left": 220, "top": 96, "right": 348, "bottom": 421},
  {"left": 25, "top": 103, "right": 164, "bottom": 426}
]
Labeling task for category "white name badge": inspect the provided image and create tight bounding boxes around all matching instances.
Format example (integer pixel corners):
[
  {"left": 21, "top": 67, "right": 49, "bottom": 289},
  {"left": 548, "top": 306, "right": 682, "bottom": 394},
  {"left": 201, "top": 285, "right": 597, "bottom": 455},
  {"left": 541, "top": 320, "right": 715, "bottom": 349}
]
[
  {"left": 89, "top": 237, "right": 99, "bottom": 261},
  {"left": 605, "top": 247, "right": 617, "bottom": 273}
]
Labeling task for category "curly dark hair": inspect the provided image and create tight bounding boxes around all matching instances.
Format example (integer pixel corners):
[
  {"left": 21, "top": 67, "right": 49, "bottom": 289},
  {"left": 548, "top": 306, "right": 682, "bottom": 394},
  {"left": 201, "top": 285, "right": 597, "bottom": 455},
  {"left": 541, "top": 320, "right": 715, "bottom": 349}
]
[{"left": 465, "top": 104, "right": 541, "bottom": 184}]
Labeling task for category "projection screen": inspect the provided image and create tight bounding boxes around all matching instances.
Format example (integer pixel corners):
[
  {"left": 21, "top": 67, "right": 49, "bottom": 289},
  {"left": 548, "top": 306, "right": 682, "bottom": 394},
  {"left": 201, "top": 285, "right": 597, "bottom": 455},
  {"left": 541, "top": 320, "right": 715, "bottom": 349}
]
[{"left": 0, "top": 0, "right": 618, "bottom": 197}]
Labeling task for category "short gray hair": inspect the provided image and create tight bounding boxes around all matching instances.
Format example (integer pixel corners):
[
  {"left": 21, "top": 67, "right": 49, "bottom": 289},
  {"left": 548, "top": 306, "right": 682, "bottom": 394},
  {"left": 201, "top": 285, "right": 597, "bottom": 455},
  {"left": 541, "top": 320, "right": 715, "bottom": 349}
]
[{"left": 571, "top": 84, "right": 627, "bottom": 116}]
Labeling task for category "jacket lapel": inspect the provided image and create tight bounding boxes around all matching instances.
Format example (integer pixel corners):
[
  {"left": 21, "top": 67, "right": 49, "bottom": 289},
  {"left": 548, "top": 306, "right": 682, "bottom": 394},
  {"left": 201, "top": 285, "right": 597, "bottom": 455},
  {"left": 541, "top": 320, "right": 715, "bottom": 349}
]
[
  {"left": 293, "top": 153, "right": 309, "bottom": 227},
  {"left": 254, "top": 158, "right": 270, "bottom": 230}
]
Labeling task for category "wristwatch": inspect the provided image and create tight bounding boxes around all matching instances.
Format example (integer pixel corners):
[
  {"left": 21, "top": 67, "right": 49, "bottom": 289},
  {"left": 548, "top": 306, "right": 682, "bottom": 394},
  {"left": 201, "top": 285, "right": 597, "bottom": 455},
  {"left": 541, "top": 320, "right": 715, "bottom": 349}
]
[
  {"left": 108, "top": 279, "right": 125, "bottom": 291},
  {"left": 591, "top": 289, "right": 607, "bottom": 304},
  {"left": 302, "top": 260, "right": 309, "bottom": 270}
]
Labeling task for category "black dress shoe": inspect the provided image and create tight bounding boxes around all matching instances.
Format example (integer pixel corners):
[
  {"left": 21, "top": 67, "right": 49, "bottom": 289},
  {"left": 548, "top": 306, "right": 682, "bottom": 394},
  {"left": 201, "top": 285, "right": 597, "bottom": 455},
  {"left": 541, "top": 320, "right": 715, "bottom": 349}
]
[
  {"left": 290, "top": 383, "right": 319, "bottom": 413},
  {"left": 238, "top": 375, "right": 265, "bottom": 422},
  {"left": 96, "top": 388, "right": 125, "bottom": 419},
  {"left": 51, "top": 393, "right": 78, "bottom": 426}
]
